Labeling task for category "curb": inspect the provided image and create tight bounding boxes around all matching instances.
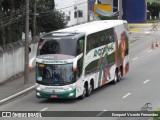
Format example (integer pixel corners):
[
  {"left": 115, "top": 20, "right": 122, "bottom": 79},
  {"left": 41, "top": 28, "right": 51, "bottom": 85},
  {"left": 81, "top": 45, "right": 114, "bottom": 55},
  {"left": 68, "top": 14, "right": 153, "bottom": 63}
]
[
  {"left": 0, "top": 84, "right": 37, "bottom": 105},
  {"left": 129, "top": 23, "right": 153, "bottom": 27}
]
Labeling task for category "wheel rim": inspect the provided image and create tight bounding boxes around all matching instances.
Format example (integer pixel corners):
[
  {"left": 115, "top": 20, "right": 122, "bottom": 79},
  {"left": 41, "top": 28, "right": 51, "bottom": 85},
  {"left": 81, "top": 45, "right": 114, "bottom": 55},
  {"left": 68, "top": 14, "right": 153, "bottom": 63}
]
[
  {"left": 118, "top": 71, "right": 122, "bottom": 80},
  {"left": 83, "top": 87, "right": 86, "bottom": 97},
  {"left": 114, "top": 73, "right": 117, "bottom": 82},
  {"left": 88, "top": 85, "right": 92, "bottom": 94}
]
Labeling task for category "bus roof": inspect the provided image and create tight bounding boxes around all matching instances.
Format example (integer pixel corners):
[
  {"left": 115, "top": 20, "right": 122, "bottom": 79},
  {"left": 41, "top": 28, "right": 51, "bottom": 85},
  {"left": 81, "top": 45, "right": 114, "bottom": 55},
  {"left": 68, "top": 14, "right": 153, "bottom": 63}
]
[{"left": 55, "top": 20, "right": 127, "bottom": 35}]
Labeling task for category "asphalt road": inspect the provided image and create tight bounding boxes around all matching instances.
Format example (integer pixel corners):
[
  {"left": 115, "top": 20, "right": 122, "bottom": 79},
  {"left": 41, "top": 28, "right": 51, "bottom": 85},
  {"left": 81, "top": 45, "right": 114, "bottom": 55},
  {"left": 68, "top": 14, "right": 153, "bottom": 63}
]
[{"left": 0, "top": 27, "right": 160, "bottom": 120}]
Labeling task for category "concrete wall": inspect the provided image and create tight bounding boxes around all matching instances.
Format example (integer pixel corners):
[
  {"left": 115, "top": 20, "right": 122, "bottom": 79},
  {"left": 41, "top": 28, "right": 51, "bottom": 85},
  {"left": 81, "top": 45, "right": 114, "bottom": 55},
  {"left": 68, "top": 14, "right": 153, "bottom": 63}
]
[{"left": 0, "top": 43, "right": 38, "bottom": 83}]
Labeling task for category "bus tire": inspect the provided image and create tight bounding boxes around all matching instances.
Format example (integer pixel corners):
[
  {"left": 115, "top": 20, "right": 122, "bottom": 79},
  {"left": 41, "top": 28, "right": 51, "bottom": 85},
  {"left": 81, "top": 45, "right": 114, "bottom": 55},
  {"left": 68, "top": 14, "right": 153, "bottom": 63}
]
[
  {"left": 112, "top": 70, "right": 118, "bottom": 84},
  {"left": 79, "top": 85, "right": 87, "bottom": 100},
  {"left": 86, "top": 82, "right": 93, "bottom": 97},
  {"left": 117, "top": 70, "right": 122, "bottom": 82}
]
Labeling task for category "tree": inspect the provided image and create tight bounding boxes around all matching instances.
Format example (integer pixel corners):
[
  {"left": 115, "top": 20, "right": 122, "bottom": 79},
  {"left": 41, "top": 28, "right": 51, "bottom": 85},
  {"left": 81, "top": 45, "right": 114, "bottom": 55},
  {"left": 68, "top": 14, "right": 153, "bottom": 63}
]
[
  {"left": 0, "top": 0, "right": 25, "bottom": 46},
  {"left": 36, "top": 10, "right": 67, "bottom": 33},
  {"left": 0, "top": 0, "right": 5, "bottom": 45},
  {"left": 0, "top": 0, "right": 67, "bottom": 46},
  {"left": 30, "top": 0, "right": 67, "bottom": 35},
  {"left": 148, "top": 2, "right": 160, "bottom": 19}
]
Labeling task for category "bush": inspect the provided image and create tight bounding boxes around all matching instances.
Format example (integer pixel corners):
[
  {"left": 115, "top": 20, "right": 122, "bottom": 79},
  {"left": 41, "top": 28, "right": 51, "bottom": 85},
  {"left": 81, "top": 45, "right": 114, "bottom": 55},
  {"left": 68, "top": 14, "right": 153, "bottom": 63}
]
[
  {"left": 148, "top": 2, "right": 160, "bottom": 19},
  {"left": 98, "top": 15, "right": 118, "bottom": 20}
]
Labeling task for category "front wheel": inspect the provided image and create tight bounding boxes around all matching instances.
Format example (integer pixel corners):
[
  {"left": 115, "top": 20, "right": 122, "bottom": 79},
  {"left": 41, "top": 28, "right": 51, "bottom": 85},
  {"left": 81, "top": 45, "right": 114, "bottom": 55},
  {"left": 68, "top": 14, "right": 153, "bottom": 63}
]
[
  {"left": 112, "top": 71, "right": 118, "bottom": 84},
  {"left": 117, "top": 70, "right": 122, "bottom": 82},
  {"left": 79, "top": 86, "right": 86, "bottom": 100}
]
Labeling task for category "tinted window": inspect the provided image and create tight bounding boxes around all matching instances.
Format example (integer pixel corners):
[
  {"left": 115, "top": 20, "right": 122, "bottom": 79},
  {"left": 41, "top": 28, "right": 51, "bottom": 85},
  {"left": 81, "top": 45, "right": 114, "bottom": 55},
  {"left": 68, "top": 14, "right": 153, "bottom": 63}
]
[
  {"left": 37, "top": 38, "right": 77, "bottom": 56},
  {"left": 86, "top": 28, "right": 114, "bottom": 54},
  {"left": 40, "top": 40, "right": 60, "bottom": 55},
  {"left": 77, "top": 37, "right": 85, "bottom": 55}
]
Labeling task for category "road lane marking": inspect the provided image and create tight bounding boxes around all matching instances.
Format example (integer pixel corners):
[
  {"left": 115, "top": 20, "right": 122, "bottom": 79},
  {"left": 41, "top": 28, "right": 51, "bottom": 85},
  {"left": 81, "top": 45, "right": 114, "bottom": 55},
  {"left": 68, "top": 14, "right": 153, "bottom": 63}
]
[
  {"left": 143, "top": 79, "right": 150, "bottom": 84},
  {"left": 122, "top": 93, "right": 131, "bottom": 99},
  {"left": 96, "top": 110, "right": 107, "bottom": 117},
  {"left": 148, "top": 50, "right": 152, "bottom": 53},
  {"left": 40, "top": 108, "right": 48, "bottom": 112},
  {"left": 0, "top": 84, "right": 37, "bottom": 104},
  {"left": 132, "top": 57, "right": 138, "bottom": 61},
  {"left": 145, "top": 31, "right": 150, "bottom": 34}
]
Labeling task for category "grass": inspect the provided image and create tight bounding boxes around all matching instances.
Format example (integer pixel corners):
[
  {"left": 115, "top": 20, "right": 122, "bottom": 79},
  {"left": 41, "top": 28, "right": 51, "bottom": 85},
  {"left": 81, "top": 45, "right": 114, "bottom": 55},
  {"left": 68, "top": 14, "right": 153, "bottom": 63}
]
[
  {"left": 147, "top": 18, "right": 160, "bottom": 23},
  {"left": 149, "top": 107, "right": 160, "bottom": 120}
]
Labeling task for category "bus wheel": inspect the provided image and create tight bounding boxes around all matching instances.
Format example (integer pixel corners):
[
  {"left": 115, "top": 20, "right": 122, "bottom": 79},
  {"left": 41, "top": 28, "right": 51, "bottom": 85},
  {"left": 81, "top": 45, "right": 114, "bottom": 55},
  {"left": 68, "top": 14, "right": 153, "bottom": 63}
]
[
  {"left": 117, "top": 70, "right": 122, "bottom": 82},
  {"left": 86, "top": 83, "right": 93, "bottom": 97},
  {"left": 112, "top": 71, "right": 118, "bottom": 84},
  {"left": 79, "top": 85, "right": 87, "bottom": 100}
]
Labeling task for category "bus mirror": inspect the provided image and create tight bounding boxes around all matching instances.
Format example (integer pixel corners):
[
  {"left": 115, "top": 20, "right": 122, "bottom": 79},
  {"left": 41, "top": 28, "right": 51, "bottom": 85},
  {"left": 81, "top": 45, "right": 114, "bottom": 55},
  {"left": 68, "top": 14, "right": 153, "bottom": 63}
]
[
  {"left": 73, "top": 53, "right": 83, "bottom": 72},
  {"left": 72, "top": 67, "right": 76, "bottom": 72},
  {"left": 29, "top": 47, "right": 31, "bottom": 53},
  {"left": 29, "top": 56, "right": 36, "bottom": 71}
]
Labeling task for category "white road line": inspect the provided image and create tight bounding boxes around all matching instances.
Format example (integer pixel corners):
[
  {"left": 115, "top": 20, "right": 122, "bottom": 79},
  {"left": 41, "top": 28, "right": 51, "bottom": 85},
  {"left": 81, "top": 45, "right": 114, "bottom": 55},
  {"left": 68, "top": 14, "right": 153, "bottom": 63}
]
[
  {"left": 132, "top": 57, "right": 138, "bottom": 61},
  {"left": 143, "top": 79, "right": 150, "bottom": 84},
  {"left": 148, "top": 50, "right": 153, "bottom": 53},
  {"left": 122, "top": 93, "right": 131, "bottom": 99},
  {"left": 145, "top": 31, "right": 150, "bottom": 34},
  {"left": 0, "top": 84, "right": 37, "bottom": 104},
  {"left": 96, "top": 110, "right": 107, "bottom": 117},
  {"left": 40, "top": 108, "right": 48, "bottom": 112}
]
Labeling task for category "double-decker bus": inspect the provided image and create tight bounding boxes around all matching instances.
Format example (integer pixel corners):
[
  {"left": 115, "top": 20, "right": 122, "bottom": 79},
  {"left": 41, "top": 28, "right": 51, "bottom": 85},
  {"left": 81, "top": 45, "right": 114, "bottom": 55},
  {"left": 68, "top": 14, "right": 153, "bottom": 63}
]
[{"left": 30, "top": 20, "right": 129, "bottom": 99}]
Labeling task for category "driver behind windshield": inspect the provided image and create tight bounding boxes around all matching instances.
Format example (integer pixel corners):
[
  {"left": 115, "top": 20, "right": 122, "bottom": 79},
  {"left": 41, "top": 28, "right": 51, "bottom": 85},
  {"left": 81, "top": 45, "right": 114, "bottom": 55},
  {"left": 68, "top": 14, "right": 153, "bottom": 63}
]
[{"left": 52, "top": 69, "right": 61, "bottom": 83}]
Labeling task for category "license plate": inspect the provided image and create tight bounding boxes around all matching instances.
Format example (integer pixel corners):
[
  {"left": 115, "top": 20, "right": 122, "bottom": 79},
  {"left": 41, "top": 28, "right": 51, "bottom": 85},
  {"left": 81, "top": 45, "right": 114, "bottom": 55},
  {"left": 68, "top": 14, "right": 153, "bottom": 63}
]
[{"left": 51, "top": 95, "right": 58, "bottom": 99}]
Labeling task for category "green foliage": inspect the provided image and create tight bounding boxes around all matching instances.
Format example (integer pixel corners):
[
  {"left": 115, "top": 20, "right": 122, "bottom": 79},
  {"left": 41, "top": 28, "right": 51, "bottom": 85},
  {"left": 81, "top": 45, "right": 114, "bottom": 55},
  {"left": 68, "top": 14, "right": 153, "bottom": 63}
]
[
  {"left": 153, "top": 108, "right": 160, "bottom": 120},
  {"left": 98, "top": 15, "right": 118, "bottom": 20},
  {"left": 0, "top": 0, "right": 67, "bottom": 46},
  {"left": 35, "top": 0, "right": 67, "bottom": 33},
  {"left": 148, "top": 2, "right": 160, "bottom": 19},
  {"left": 0, "top": 0, "right": 25, "bottom": 46}
]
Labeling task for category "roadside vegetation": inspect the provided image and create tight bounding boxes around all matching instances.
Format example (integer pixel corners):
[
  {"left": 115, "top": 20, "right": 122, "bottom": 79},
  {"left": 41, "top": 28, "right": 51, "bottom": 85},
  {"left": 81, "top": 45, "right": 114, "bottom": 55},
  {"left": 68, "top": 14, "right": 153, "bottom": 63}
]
[
  {"left": 150, "top": 107, "right": 160, "bottom": 120},
  {"left": 0, "top": 0, "right": 67, "bottom": 47},
  {"left": 147, "top": 2, "right": 160, "bottom": 20}
]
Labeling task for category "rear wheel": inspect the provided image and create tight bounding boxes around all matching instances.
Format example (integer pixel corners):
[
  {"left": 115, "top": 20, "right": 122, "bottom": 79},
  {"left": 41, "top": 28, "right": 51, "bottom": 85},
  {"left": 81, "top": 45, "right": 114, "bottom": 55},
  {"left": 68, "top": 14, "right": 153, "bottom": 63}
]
[{"left": 86, "top": 83, "right": 93, "bottom": 97}]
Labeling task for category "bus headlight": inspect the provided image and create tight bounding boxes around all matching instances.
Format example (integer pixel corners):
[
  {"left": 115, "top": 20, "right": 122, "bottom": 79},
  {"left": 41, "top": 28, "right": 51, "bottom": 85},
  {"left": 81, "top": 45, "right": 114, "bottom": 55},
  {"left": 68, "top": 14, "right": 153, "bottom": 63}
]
[
  {"left": 68, "top": 87, "right": 73, "bottom": 91},
  {"left": 66, "top": 87, "right": 74, "bottom": 91},
  {"left": 68, "top": 93, "right": 74, "bottom": 97},
  {"left": 36, "top": 87, "right": 42, "bottom": 91},
  {"left": 37, "top": 92, "right": 41, "bottom": 96}
]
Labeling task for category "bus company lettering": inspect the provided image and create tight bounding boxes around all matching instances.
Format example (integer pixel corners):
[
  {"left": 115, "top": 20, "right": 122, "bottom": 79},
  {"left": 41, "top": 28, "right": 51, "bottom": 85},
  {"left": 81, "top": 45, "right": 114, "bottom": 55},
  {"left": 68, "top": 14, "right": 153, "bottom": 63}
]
[
  {"left": 42, "top": 60, "right": 68, "bottom": 64},
  {"left": 45, "top": 87, "right": 65, "bottom": 90},
  {"left": 94, "top": 43, "right": 114, "bottom": 58}
]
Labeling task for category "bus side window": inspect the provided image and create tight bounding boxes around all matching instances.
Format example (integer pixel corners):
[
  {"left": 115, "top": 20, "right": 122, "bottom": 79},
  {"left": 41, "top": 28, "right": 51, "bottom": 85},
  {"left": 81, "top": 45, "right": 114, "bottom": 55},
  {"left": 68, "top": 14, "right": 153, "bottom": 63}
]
[
  {"left": 77, "top": 37, "right": 85, "bottom": 55},
  {"left": 76, "top": 37, "right": 85, "bottom": 78},
  {"left": 86, "top": 36, "right": 93, "bottom": 53},
  {"left": 76, "top": 57, "right": 83, "bottom": 78}
]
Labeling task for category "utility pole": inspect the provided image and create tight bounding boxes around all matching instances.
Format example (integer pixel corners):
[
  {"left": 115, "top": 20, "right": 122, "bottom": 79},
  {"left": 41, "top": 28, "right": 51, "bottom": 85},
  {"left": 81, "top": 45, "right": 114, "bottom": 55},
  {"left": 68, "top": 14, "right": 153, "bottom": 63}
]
[
  {"left": 24, "top": 0, "right": 29, "bottom": 84},
  {"left": 87, "top": 0, "right": 90, "bottom": 22},
  {"left": 32, "top": 0, "right": 36, "bottom": 41},
  {"left": 74, "top": 6, "right": 78, "bottom": 25},
  {"left": 118, "top": 0, "right": 122, "bottom": 20}
]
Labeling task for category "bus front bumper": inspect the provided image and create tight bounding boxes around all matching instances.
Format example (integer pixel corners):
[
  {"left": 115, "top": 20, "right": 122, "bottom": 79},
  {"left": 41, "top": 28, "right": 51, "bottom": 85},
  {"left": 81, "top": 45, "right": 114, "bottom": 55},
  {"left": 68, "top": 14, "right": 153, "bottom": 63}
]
[{"left": 36, "top": 89, "right": 76, "bottom": 99}]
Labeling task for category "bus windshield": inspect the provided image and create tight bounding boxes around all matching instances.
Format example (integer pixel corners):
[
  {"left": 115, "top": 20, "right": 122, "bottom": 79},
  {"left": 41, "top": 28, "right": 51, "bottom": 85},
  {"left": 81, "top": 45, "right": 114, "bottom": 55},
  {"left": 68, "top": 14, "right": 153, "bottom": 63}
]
[{"left": 36, "top": 63, "right": 75, "bottom": 86}]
